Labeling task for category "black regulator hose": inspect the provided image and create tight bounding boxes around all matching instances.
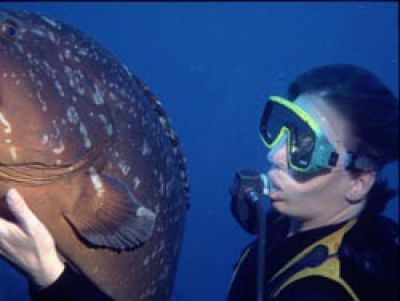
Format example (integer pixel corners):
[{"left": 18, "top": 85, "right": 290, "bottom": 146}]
[
  {"left": 247, "top": 191, "right": 266, "bottom": 301},
  {"left": 230, "top": 170, "right": 268, "bottom": 301}
]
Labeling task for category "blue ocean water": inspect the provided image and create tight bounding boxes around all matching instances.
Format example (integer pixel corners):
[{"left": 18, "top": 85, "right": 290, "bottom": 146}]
[{"left": 0, "top": 3, "right": 398, "bottom": 301}]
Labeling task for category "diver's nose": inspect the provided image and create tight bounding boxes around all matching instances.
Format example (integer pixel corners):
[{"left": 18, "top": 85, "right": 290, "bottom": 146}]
[{"left": 267, "top": 139, "right": 288, "bottom": 169}]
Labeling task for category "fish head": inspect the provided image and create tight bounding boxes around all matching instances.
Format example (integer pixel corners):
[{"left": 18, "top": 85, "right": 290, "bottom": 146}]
[
  {"left": 0, "top": 9, "right": 114, "bottom": 174},
  {"left": 0, "top": 9, "right": 115, "bottom": 208},
  {"left": 0, "top": 10, "right": 157, "bottom": 251}
]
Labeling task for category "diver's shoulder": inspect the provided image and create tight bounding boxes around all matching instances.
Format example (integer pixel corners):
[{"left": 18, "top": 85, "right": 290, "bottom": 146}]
[
  {"left": 342, "top": 215, "right": 398, "bottom": 272},
  {"left": 355, "top": 215, "right": 398, "bottom": 247},
  {"left": 339, "top": 215, "right": 398, "bottom": 300},
  {"left": 343, "top": 215, "right": 398, "bottom": 262}
]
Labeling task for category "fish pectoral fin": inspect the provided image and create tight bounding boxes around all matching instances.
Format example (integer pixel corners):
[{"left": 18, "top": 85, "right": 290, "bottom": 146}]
[{"left": 63, "top": 174, "right": 156, "bottom": 251}]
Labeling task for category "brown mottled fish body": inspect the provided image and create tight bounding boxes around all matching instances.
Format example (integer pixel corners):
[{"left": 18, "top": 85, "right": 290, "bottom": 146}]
[{"left": 0, "top": 9, "right": 189, "bottom": 301}]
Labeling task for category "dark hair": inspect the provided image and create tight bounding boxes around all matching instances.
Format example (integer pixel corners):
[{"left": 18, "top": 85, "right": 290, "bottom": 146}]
[{"left": 287, "top": 64, "right": 399, "bottom": 217}]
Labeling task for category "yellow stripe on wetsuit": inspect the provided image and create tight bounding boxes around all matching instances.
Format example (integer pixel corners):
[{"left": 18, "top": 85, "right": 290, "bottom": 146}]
[{"left": 269, "top": 219, "right": 359, "bottom": 301}]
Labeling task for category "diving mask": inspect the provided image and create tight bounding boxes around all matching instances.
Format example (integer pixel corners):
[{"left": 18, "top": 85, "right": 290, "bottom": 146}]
[{"left": 259, "top": 96, "right": 375, "bottom": 175}]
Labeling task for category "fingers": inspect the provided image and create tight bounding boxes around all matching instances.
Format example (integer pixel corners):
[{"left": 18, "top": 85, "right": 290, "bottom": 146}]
[
  {"left": 6, "top": 188, "right": 40, "bottom": 234},
  {"left": 0, "top": 217, "right": 20, "bottom": 237},
  {"left": 0, "top": 213, "right": 26, "bottom": 263}
]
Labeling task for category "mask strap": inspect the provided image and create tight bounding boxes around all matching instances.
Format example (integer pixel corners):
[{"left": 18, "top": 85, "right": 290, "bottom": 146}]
[{"left": 343, "top": 152, "right": 377, "bottom": 171}]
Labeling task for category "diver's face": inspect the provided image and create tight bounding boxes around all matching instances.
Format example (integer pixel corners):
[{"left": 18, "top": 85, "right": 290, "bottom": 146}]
[{"left": 266, "top": 93, "right": 356, "bottom": 223}]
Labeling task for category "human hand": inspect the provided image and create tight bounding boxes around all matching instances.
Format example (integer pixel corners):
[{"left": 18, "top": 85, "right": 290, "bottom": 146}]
[{"left": 0, "top": 188, "right": 65, "bottom": 288}]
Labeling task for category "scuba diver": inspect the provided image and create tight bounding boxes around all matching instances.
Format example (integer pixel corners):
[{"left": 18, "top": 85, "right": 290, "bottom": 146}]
[{"left": 228, "top": 64, "right": 399, "bottom": 301}]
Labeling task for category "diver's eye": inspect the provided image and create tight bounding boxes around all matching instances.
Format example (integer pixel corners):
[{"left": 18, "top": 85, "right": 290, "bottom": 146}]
[{"left": 1, "top": 21, "right": 18, "bottom": 40}]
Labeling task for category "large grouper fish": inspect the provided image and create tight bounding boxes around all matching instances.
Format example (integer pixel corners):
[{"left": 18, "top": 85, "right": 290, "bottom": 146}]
[{"left": 0, "top": 8, "right": 189, "bottom": 301}]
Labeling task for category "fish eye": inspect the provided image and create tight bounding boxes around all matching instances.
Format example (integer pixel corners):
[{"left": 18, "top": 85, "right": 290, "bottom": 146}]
[{"left": 1, "top": 20, "right": 18, "bottom": 40}]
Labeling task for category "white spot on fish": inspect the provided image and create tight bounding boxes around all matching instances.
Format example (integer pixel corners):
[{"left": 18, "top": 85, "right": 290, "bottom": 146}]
[
  {"left": 5, "top": 139, "right": 12, "bottom": 144},
  {"left": 122, "top": 64, "right": 132, "bottom": 77},
  {"left": 14, "top": 42, "right": 24, "bottom": 54},
  {"left": 136, "top": 207, "right": 155, "bottom": 219},
  {"left": 118, "top": 161, "right": 130, "bottom": 176},
  {"left": 159, "top": 173, "right": 165, "bottom": 195},
  {"left": 79, "top": 122, "right": 92, "bottom": 149},
  {"left": 43, "top": 61, "right": 55, "bottom": 77},
  {"left": 52, "top": 143, "right": 65, "bottom": 155},
  {"left": 133, "top": 176, "right": 141, "bottom": 190},
  {"left": 98, "top": 114, "right": 113, "bottom": 136},
  {"left": 89, "top": 167, "right": 105, "bottom": 197},
  {"left": 158, "top": 264, "right": 170, "bottom": 281},
  {"left": 63, "top": 65, "right": 73, "bottom": 83},
  {"left": 55, "top": 80, "right": 65, "bottom": 97},
  {"left": 36, "top": 80, "right": 47, "bottom": 112},
  {"left": 27, "top": 53, "right": 33, "bottom": 63},
  {"left": 9, "top": 146, "right": 17, "bottom": 161},
  {"left": 31, "top": 28, "right": 46, "bottom": 37},
  {"left": 67, "top": 106, "right": 79, "bottom": 125},
  {"left": 52, "top": 120, "right": 61, "bottom": 139},
  {"left": 109, "top": 91, "right": 117, "bottom": 101},
  {"left": 78, "top": 48, "right": 88, "bottom": 56},
  {"left": 159, "top": 116, "right": 168, "bottom": 127},
  {"left": 142, "top": 139, "right": 151, "bottom": 156},
  {"left": 0, "top": 113, "right": 12, "bottom": 134},
  {"left": 41, "top": 16, "right": 59, "bottom": 28},
  {"left": 77, "top": 84, "right": 85, "bottom": 96},
  {"left": 41, "top": 134, "right": 49, "bottom": 145},
  {"left": 48, "top": 31, "right": 56, "bottom": 43},
  {"left": 64, "top": 49, "right": 71, "bottom": 60},
  {"left": 93, "top": 83, "right": 104, "bottom": 105}
]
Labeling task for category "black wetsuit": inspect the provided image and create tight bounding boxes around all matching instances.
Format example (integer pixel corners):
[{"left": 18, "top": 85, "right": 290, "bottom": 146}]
[
  {"left": 29, "top": 265, "right": 113, "bottom": 301},
  {"left": 228, "top": 214, "right": 398, "bottom": 301}
]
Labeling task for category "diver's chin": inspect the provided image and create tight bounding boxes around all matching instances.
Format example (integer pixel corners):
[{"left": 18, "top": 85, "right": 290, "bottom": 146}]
[{"left": 269, "top": 196, "right": 288, "bottom": 213}]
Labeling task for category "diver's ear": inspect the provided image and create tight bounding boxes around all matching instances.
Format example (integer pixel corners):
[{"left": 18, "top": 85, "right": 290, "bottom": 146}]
[{"left": 345, "top": 171, "right": 376, "bottom": 203}]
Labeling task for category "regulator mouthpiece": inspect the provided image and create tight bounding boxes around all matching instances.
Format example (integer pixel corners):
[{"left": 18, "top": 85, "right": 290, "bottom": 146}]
[
  {"left": 230, "top": 170, "right": 269, "bottom": 235},
  {"left": 260, "top": 173, "right": 269, "bottom": 196}
]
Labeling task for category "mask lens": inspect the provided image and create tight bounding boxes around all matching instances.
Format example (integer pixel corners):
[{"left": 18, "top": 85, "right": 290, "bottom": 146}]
[
  {"left": 288, "top": 125, "right": 315, "bottom": 169},
  {"left": 260, "top": 97, "right": 317, "bottom": 171},
  {"left": 259, "top": 100, "right": 286, "bottom": 146}
]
